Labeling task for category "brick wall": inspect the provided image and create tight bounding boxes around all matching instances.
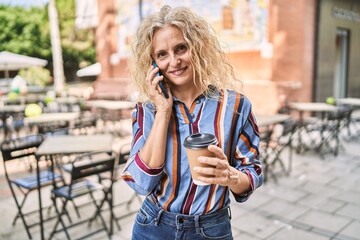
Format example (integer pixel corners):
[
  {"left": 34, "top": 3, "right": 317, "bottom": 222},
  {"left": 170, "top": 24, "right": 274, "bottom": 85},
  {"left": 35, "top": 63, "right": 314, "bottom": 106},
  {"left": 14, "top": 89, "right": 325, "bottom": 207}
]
[
  {"left": 270, "top": 0, "right": 316, "bottom": 103},
  {"left": 95, "top": 0, "right": 317, "bottom": 113}
]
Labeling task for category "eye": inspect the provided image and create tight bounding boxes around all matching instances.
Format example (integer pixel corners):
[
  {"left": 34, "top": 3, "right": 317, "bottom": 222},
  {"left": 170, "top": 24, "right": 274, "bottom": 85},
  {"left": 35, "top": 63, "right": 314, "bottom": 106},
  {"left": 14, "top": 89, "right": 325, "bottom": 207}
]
[
  {"left": 176, "top": 44, "right": 188, "bottom": 54},
  {"left": 157, "top": 51, "right": 167, "bottom": 59}
]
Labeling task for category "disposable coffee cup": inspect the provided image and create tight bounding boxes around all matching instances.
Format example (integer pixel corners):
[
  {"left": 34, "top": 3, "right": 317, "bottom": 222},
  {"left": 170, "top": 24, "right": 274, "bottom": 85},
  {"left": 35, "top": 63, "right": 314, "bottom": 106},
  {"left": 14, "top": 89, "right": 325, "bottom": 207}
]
[{"left": 183, "top": 133, "right": 218, "bottom": 185}]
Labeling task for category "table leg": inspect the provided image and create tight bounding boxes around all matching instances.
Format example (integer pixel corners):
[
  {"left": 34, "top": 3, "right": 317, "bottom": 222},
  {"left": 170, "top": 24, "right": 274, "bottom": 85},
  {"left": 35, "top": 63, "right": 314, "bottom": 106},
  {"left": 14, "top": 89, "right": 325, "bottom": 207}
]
[
  {"left": 314, "top": 112, "right": 338, "bottom": 158},
  {"left": 295, "top": 111, "right": 304, "bottom": 153},
  {"left": 2, "top": 114, "right": 9, "bottom": 139},
  {"left": 296, "top": 111, "right": 323, "bottom": 155},
  {"left": 110, "top": 183, "right": 113, "bottom": 235},
  {"left": 36, "top": 156, "right": 45, "bottom": 240}
]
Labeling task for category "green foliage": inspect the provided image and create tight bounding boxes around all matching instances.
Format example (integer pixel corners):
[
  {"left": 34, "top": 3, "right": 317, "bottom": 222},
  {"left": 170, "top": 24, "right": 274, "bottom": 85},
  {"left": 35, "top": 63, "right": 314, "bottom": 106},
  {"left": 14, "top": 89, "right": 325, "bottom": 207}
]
[
  {"left": 0, "top": 6, "right": 52, "bottom": 61},
  {"left": 19, "top": 66, "right": 51, "bottom": 87},
  {"left": 56, "top": 0, "right": 96, "bottom": 80},
  {"left": 0, "top": 2, "right": 96, "bottom": 82}
]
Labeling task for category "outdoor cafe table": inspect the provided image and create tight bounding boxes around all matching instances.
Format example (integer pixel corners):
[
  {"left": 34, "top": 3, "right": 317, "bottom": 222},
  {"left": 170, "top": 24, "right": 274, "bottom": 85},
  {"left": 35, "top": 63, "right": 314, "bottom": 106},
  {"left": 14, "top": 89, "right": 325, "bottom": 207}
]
[
  {"left": 256, "top": 114, "right": 291, "bottom": 127},
  {"left": 255, "top": 114, "right": 292, "bottom": 181},
  {"left": 86, "top": 100, "right": 136, "bottom": 122},
  {"left": 336, "top": 98, "right": 360, "bottom": 138},
  {"left": 23, "top": 112, "right": 80, "bottom": 131},
  {"left": 336, "top": 98, "right": 360, "bottom": 107},
  {"left": 54, "top": 96, "right": 84, "bottom": 105},
  {"left": 86, "top": 100, "right": 135, "bottom": 111},
  {"left": 289, "top": 102, "right": 339, "bottom": 155},
  {"left": 1, "top": 94, "right": 44, "bottom": 105},
  {"left": 35, "top": 134, "right": 114, "bottom": 240},
  {"left": 24, "top": 112, "right": 80, "bottom": 125},
  {"left": 86, "top": 98, "right": 135, "bottom": 117}
]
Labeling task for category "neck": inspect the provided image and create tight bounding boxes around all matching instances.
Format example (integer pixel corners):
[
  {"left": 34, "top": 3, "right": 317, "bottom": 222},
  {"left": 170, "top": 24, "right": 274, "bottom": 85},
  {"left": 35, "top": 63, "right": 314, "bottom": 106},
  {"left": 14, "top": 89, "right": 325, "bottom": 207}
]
[{"left": 172, "top": 85, "right": 202, "bottom": 108}]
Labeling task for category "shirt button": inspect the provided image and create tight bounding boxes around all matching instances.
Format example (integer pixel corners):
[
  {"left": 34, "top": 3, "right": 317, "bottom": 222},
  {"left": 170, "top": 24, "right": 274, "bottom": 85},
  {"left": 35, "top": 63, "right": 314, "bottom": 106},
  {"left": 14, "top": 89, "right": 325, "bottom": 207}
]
[
  {"left": 196, "top": 99, "right": 201, "bottom": 104},
  {"left": 190, "top": 113, "right": 195, "bottom": 119}
]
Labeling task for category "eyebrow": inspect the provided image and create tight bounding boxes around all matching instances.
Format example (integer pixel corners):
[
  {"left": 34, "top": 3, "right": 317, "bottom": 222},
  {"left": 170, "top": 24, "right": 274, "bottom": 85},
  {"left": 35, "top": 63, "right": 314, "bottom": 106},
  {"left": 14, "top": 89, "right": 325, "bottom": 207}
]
[
  {"left": 174, "top": 42, "right": 187, "bottom": 49},
  {"left": 154, "top": 42, "right": 187, "bottom": 57}
]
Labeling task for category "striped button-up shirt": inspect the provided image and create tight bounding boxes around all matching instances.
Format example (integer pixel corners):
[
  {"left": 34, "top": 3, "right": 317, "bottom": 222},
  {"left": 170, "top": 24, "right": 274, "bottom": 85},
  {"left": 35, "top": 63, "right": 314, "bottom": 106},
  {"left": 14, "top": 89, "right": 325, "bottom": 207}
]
[{"left": 121, "top": 89, "right": 263, "bottom": 215}]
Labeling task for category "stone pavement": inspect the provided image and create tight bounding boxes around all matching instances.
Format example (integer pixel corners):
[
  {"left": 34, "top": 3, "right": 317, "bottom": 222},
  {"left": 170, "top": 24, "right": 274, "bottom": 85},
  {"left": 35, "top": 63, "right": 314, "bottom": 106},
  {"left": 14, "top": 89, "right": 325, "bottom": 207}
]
[
  {"left": 0, "top": 135, "right": 360, "bottom": 240},
  {"left": 230, "top": 137, "right": 360, "bottom": 240}
]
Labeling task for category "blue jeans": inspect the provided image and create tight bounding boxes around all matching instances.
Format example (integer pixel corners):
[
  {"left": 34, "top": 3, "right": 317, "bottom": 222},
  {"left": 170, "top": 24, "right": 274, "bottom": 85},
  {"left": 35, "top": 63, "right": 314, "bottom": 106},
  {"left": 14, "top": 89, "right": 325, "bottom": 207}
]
[{"left": 132, "top": 197, "right": 233, "bottom": 240}]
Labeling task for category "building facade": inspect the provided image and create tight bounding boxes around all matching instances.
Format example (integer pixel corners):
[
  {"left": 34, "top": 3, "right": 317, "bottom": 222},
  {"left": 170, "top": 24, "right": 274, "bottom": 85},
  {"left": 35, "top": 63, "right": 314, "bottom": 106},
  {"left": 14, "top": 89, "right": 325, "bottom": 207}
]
[
  {"left": 92, "top": 0, "right": 360, "bottom": 114},
  {"left": 315, "top": 0, "right": 360, "bottom": 101}
]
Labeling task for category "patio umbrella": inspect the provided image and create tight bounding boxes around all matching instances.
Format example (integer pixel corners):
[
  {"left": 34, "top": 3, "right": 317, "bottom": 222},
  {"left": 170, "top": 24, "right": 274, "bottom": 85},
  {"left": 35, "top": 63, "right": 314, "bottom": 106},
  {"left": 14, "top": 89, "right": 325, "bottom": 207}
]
[
  {"left": 76, "top": 62, "right": 101, "bottom": 77},
  {"left": 0, "top": 51, "right": 48, "bottom": 78}
]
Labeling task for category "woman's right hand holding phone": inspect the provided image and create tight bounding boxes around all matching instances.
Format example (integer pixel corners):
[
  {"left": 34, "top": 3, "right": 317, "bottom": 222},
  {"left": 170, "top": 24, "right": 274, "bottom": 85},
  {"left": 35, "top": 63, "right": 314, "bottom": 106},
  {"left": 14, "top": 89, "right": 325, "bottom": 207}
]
[
  {"left": 147, "top": 64, "right": 173, "bottom": 113},
  {"left": 139, "top": 64, "right": 173, "bottom": 169}
]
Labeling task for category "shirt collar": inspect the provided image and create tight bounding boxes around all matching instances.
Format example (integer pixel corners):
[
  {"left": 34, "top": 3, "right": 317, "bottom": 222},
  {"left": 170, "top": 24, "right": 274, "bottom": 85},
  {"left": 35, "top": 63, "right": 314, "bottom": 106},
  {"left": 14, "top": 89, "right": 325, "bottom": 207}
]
[{"left": 173, "top": 85, "right": 220, "bottom": 105}]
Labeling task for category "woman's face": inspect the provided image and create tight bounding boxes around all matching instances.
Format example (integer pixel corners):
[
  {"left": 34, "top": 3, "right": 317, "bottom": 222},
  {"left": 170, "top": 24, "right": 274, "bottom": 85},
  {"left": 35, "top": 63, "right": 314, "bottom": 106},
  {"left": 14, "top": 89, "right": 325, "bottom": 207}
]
[{"left": 152, "top": 25, "right": 194, "bottom": 88}]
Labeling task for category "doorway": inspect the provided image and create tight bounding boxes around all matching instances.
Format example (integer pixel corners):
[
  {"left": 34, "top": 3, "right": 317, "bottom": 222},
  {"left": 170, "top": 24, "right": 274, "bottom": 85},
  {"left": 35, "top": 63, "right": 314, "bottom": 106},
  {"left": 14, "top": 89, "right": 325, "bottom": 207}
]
[{"left": 334, "top": 28, "right": 349, "bottom": 99}]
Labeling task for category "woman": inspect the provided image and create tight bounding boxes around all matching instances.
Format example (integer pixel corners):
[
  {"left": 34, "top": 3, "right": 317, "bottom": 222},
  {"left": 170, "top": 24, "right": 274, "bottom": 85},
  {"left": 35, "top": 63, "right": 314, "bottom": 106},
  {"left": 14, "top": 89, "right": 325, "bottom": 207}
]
[{"left": 121, "top": 5, "right": 263, "bottom": 239}]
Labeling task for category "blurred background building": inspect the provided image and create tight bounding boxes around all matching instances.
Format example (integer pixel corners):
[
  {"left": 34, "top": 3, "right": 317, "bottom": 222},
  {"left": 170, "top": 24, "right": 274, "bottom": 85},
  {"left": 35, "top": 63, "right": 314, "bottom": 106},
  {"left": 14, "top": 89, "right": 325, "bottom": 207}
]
[{"left": 78, "top": 0, "right": 360, "bottom": 114}]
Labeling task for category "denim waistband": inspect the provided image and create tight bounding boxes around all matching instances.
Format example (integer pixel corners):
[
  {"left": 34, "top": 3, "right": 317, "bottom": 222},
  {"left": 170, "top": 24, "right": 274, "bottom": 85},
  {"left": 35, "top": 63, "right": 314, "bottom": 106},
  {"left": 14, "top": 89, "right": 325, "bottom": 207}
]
[{"left": 142, "top": 197, "right": 231, "bottom": 229}]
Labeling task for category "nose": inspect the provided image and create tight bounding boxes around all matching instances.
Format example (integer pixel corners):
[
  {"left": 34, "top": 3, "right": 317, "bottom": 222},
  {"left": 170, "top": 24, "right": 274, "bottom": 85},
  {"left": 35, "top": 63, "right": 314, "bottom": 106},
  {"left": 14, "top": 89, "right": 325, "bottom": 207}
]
[{"left": 169, "top": 55, "right": 180, "bottom": 67}]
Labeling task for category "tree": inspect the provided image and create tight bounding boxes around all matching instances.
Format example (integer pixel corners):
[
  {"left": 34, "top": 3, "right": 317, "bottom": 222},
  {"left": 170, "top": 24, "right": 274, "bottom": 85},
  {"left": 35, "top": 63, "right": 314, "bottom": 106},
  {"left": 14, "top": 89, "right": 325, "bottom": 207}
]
[
  {"left": 19, "top": 66, "right": 51, "bottom": 87},
  {"left": 49, "top": 0, "right": 65, "bottom": 92},
  {"left": 0, "top": 6, "right": 52, "bottom": 63},
  {"left": 56, "top": 0, "right": 96, "bottom": 81},
  {"left": 0, "top": 2, "right": 96, "bottom": 82}
]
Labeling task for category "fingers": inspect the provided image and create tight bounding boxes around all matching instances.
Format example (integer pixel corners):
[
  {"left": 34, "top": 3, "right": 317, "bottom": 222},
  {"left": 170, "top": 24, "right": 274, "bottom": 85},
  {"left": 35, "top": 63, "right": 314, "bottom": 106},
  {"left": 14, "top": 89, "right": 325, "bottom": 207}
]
[
  {"left": 197, "top": 145, "right": 227, "bottom": 167},
  {"left": 149, "top": 66, "right": 164, "bottom": 86},
  {"left": 194, "top": 162, "right": 227, "bottom": 176},
  {"left": 194, "top": 164, "right": 232, "bottom": 186},
  {"left": 195, "top": 146, "right": 239, "bottom": 186},
  {"left": 196, "top": 156, "right": 228, "bottom": 179},
  {"left": 208, "top": 145, "right": 227, "bottom": 160},
  {"left": 147, "top": 65, "right": 164, "bottom": 97},
  {"left": 145, "top": 65, "right": 155, "bottom": 85},
  {"left": 194, "top": 164, "right": 239, "bottom": 186},
  {"left": 196, "top": 157, "right": 229, "bottom": 173}
]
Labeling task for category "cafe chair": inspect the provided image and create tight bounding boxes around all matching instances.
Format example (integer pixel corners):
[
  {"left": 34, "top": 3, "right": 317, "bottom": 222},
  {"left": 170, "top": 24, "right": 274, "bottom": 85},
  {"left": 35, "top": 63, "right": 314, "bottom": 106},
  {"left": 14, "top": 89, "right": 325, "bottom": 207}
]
[
  {"left": 113, "top": 143, "right": 141, "bottom": 230},
  {"left": 0, "top": 134, "right": 62, "bottom": 239},
  {"left": 71, "top": 114, "right": 98, "bottom": 135},
  {"left": 43, "top": 101, "right": 79, "bottom": 113},
  {"left": 5, "top": 112, "right": 25, "bottom": 139},
  {"left": 319, "top": 106, "right": 352, "bottom": 157},
  {"left": 348, "top": 109, "right": 360, "bottom": 137},
  {"left": 259, "top": 127, "right": 274, "bottom": 183},
  {"left": 269, "top": 119, "right": 297, "bottom": 175},
  {"left": 337, "top": 106, "right": 358, "bottom": 140},
  {"left": 49, "top": 151, "right": 116, "bottom": 240},
  {"left": 36, "top": 120, "right": 70, "bottom": 135},
  {"left": 94, "top": 142, "right": 142, "bottom": 232},
  {"left": 260, "top": 119, "right": 297, "bottom": 183},
  {"left": 295, "top": 115, "right": 322, "bottom": 153}
]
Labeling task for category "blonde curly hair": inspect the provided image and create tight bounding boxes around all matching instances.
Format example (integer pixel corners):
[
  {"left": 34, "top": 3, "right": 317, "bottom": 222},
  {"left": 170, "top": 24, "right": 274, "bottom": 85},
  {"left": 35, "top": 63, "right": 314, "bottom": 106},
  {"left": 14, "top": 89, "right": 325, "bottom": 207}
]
[{"left": 129, "top": 5, "right": 242, "bottom": 102}]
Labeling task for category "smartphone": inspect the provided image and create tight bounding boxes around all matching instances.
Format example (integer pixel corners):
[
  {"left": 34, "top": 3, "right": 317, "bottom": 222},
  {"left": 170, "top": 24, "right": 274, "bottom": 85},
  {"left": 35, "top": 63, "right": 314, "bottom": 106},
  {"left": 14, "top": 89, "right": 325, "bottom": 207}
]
[{"left": 152, "top": 61, "right": 169, "bottom": 98}]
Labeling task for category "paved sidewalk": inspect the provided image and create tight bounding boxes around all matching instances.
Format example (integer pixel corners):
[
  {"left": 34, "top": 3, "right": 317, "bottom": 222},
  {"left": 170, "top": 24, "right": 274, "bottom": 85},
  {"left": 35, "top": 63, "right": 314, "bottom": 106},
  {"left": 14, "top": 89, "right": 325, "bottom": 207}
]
[
  {"left": 1, "top": 136, "right": 360, "bottom": 240},
  {"left": 230, "top": 137, "right": 360, "bottom": 240}
]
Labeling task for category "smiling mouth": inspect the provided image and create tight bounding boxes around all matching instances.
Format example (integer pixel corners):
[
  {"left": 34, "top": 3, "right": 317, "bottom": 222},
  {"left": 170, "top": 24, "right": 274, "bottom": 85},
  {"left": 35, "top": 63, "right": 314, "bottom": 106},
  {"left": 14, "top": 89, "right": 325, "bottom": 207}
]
[{"left": 169, "top": 67, "right": 187, "bottom": 76}]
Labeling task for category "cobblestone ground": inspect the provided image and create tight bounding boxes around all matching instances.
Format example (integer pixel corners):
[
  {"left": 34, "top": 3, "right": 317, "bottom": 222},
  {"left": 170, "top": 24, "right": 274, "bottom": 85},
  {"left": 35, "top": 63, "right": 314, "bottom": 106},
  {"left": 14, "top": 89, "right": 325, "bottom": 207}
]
[{"left": 1, "top": 129, "right": 360, "bottom": 240}]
